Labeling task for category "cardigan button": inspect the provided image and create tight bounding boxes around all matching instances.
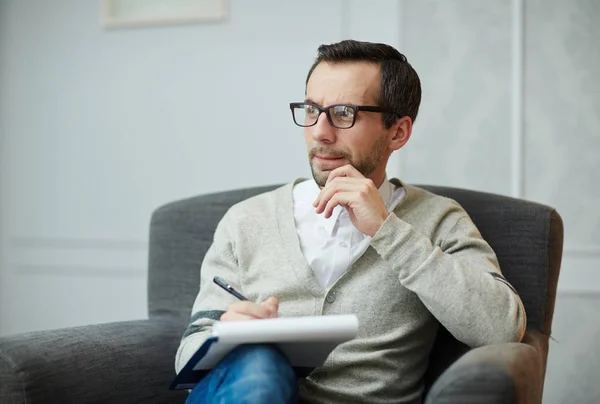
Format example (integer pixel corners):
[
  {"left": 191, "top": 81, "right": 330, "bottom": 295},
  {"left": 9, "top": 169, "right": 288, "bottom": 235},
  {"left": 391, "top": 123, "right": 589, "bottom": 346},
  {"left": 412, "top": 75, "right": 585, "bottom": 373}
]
[{"left": 326, "top": 290, "right": 336, "bottom": 303}]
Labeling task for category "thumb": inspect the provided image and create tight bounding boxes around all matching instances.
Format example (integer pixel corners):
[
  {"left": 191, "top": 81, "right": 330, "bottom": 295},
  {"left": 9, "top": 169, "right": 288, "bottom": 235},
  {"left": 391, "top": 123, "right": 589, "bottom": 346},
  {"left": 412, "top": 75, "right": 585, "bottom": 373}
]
[
  {"left": 265, "top": 295, "right": 279, "bottom": 305},
  {"left": 260, "top": 296, "right": 279, "bottom": 317}
]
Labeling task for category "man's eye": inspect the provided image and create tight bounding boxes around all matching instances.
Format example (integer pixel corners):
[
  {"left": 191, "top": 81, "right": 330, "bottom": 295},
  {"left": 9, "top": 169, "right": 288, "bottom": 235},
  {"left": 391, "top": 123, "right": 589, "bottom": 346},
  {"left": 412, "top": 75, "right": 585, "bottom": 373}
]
[
  {"left": 334, "top": 106, "right": 355, "bottom": 120},
  {"left": 306, "top": 105, "right": 319, "bottom": 115}
]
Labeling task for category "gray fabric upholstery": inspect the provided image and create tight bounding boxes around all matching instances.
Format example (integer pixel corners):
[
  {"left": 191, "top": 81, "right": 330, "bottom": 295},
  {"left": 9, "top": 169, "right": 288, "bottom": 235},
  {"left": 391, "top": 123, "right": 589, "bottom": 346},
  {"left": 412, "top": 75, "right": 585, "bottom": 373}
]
[
  {"left": 148, "top": 184, "right": 278, "bottom": 326},
  {"left": 425, "top": 331, "right": 550, "bottom": 404},
  {"left": 0, "top": 319, "right": 188, "bottom": 404},
  {"left": 0, "top": 183, "right": 563, "bottom": 403},
  {"left": 426, "top": 363, "right": 515, "bottom": 404}
]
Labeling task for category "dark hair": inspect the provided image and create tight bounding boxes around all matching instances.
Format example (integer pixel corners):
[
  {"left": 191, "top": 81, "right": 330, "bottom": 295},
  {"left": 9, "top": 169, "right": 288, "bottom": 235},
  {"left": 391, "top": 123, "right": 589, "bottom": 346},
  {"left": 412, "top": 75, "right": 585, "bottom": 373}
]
[{"left": 305, "top": 40, "right": 421, "bottom": 128}]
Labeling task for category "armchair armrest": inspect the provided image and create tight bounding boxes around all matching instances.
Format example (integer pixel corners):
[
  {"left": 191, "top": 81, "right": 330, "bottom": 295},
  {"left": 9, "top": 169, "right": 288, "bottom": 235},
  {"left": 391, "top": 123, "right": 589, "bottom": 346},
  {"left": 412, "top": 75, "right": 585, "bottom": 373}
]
[
  {"left": 425, "top": 331, "right": 548, "bottom": 404},
  {"left": 0, "top": 318, "right": 188, "bottom": 404}
]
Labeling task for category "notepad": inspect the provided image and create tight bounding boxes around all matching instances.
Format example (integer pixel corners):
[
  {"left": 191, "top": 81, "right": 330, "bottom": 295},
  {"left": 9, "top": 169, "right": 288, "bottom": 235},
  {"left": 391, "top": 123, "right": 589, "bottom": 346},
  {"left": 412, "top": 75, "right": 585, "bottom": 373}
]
[{"left": 170, "top": 314, "right": 359, "bottom": 390}]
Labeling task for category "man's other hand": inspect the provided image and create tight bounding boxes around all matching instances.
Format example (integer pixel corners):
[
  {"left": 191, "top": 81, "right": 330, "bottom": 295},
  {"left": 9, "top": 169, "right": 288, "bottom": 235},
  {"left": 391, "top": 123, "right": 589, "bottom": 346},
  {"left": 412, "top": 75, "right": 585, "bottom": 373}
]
[{"left": 220, "top": 296, "right": 279, "bottom": 321}]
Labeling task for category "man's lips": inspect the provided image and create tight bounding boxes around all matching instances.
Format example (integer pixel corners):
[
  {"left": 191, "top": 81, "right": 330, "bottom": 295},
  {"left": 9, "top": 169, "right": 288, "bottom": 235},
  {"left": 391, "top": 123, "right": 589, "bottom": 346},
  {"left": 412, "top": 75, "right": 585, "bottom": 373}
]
[
  {"left": 313, "top": 155, "right": 347, "bottom": 170},
  {"left": 314, "top": 155, "right": 344, "bottom": 161}
]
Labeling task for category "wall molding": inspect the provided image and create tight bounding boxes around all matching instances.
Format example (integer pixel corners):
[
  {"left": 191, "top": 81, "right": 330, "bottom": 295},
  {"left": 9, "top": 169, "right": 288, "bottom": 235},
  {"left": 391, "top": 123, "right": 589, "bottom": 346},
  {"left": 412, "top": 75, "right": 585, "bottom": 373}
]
[
  {"left": 9, "top": 237, "right": 148, "bottom": 279},
  {"left": 557, "top": 289, "right": 600, "bottom": 297},
  {"left": 563, "top": 246, "right": 600, "bottom": 257},
  {"left": 10, "top": 236, "right": 147, "bottom": 251},
  {"left": 14, "top": 264, "right": 145, "bottom": 279},
  {"left": 511, "top": 0, "right": 525, "bottom": 198}
]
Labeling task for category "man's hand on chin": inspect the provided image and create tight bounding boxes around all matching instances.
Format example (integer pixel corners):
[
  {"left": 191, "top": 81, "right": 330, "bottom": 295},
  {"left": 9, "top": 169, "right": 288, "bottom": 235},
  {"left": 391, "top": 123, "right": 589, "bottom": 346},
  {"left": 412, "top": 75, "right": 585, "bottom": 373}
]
[{"left": 313, "top": 165, "right": 389, "bottom": 237}]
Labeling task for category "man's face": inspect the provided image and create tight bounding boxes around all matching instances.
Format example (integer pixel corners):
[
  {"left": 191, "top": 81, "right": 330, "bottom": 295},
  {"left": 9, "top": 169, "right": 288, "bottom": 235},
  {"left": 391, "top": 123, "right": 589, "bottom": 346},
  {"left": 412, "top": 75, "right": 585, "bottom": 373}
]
[{"left": 304, "top": 61, "right": 393, "bottom": 187}]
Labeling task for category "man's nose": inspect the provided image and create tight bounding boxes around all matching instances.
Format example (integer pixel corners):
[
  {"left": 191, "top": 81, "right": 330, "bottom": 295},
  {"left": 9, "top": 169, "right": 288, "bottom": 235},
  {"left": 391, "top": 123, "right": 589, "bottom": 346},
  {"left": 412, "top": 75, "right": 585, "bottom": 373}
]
[{"left": 309, "top": 112, "right": 336, "bottom": 143}]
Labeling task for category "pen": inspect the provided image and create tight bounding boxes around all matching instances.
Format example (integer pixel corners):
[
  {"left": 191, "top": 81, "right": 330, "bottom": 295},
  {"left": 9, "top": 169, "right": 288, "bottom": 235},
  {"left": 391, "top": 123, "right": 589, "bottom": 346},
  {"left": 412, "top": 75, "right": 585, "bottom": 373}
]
[{"left": 213, "top": 276, "right": 249, "bottom": 301}]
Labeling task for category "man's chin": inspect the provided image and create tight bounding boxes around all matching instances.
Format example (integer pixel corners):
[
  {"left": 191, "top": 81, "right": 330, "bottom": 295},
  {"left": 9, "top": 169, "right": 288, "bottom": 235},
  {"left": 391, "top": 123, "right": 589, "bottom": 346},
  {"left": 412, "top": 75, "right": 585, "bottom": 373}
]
[{"left": 310, "top": 168, "right": 329, "bottom": 188}]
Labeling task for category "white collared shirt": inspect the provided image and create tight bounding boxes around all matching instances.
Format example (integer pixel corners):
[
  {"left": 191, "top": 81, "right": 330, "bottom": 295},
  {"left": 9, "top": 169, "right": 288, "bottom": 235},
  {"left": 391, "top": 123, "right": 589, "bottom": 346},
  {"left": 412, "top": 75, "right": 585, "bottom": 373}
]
[{"left": 293, "top": 177, "right": 406, "bottom": 290}]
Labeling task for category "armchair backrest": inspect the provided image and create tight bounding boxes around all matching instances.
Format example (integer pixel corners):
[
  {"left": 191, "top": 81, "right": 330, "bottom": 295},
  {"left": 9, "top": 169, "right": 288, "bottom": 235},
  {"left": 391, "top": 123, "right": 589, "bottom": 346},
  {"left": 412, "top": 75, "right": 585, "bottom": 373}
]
[
  {"left": 147, "top": 184, "right": 563, "bottom": 387},
  {"left": 148, "top": 184, "right": 279, "bottom": 324}
]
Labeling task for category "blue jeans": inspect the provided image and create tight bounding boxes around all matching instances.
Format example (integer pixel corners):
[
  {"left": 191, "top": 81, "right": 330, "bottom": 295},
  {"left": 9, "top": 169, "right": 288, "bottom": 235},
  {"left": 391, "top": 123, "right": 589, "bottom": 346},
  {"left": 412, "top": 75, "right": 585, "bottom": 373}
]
[{"left": 185, "top": 344, "right": 298, "bottom": 404}]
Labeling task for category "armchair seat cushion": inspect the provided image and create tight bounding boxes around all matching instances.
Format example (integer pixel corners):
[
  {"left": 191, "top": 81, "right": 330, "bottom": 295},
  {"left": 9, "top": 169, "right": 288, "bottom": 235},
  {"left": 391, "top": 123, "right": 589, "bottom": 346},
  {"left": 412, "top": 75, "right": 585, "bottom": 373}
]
[{"left": 425, "top": 331, "right": 548, "bottom": 404}]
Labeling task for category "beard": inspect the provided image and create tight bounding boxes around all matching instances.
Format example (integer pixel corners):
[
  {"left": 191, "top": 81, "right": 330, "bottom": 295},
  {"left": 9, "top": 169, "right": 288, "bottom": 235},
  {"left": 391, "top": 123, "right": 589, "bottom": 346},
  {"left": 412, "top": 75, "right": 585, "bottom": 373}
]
[{"left": 309, "top": 134, "right": 389, "bottom": 187}]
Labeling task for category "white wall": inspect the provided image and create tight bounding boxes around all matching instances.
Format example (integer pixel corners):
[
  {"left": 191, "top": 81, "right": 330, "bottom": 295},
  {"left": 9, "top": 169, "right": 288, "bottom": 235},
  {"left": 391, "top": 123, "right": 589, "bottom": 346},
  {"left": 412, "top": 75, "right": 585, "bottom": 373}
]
[{"left": 1, "top": 0, "right": 599, "bottom": 402}]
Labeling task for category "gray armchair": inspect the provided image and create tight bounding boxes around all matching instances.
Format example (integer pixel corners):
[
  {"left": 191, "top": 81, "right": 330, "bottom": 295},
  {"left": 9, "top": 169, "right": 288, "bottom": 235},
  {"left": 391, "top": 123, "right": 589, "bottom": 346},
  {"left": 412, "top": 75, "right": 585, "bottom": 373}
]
[{"left": 0, "top": 184, "right": 563, "bottom": 403}]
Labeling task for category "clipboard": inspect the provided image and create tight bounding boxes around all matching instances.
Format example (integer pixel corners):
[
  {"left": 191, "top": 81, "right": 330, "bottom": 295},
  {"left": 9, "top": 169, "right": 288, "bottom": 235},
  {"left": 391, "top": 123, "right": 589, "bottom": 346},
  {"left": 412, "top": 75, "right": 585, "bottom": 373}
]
[{"left": 170, "top": 314, "right": 359, "bottom": 390}]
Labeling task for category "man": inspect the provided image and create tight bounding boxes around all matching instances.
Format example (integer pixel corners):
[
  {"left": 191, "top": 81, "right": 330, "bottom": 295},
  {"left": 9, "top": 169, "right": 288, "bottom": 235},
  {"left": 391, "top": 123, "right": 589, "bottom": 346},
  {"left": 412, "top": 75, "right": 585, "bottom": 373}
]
[{"left": 176, "top": 40, "right": 526, "bottom": 404}]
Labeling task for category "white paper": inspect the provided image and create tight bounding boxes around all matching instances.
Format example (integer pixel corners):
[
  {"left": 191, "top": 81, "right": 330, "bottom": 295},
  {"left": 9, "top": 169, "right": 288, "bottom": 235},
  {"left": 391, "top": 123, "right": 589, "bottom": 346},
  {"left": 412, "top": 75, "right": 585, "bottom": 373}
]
[{"left": 193, "top": 314, "right": 359, "bottom": 370}]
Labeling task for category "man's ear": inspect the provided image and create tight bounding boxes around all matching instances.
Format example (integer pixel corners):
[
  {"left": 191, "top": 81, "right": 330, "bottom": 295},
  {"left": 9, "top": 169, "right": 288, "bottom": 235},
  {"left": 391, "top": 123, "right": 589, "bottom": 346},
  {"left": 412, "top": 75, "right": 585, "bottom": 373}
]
[{"left": 389, "top": 116, "right": 413, "bottom": 152}]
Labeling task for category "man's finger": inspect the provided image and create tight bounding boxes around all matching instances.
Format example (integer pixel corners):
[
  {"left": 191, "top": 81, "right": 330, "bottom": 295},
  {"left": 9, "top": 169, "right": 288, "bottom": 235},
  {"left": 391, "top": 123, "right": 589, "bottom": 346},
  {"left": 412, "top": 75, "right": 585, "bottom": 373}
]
[
  {"left": 260, "top": 296, "right": 280, "bottom": 318},
  {"left": 220, "top": 312, "right": 258, "bottom": 322},
  {"left": 314, "top": 178, "right": 363, "bottom": 213},
  {"left": 229, "top": 300, "right": 273, "bottom": 319},
  {"left": 325, "top": 165, "right": 364, "bottom": 186},
  {"left": 261, "top": 296, "right": 279, "bottom": 307},
  {"left": 313, "top": 177, "right": 351, "bottom": 207},
  {"left": 323, "top": 192, "right": 353, "bottom": 218}
]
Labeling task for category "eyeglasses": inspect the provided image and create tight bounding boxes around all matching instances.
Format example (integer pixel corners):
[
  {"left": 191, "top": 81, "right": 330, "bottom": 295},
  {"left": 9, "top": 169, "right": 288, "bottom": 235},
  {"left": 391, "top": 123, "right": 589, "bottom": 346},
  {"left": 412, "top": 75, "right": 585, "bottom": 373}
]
[{"left": 289, "top": 102, "right": 396, "bottom": 129}]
